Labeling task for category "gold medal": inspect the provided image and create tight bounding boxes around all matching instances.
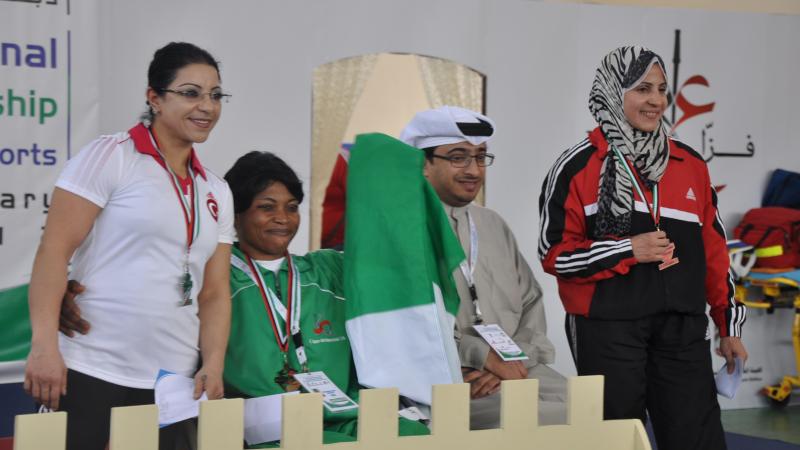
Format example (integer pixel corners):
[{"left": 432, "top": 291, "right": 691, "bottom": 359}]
[
  {"left": 275, "top": 362, "right": 301, "bottom": 392},
  {"left": 658, "top": 243, "right": 680, "bottom": 270}
]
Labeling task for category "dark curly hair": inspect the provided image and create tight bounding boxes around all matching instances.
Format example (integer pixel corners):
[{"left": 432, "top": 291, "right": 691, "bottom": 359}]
[{"left": 224, "top": 151, "right": 304, "bottom": 214}]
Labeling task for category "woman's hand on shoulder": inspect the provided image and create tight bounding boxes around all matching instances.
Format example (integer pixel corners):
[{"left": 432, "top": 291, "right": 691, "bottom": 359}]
[
  {"left": 24, "top": 343, "right": 67, "bottom": 410},
  {"left": 193, "top": 365, "right": 224, "bottom": 400}
]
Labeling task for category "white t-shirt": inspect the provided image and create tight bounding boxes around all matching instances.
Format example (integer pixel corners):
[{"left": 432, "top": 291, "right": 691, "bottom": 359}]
[
  {"left": 56, "top": 124, "right": 235, "bottom": 388},
  {"left": 255, "top": 257, "right": 284, "bottom": 274}
]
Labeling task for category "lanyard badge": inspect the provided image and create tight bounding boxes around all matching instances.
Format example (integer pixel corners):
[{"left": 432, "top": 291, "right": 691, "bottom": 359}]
[
  {"left": 456, "top": 210, "right": 529, "bottom": 361},
  {"left": 473, "top": 324, "right": 528, "bottom": 362}
]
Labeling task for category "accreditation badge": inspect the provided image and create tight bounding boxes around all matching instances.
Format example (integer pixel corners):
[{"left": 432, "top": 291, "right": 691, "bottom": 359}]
[
  {"left": 292, "top": 371, "right": 358, "bottom": 412},
  {"left": 473, "top": 324, "right": 529, "bottom": 362}
]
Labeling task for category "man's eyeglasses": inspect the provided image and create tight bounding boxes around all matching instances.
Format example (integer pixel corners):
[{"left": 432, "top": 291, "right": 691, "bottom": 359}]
[
  {"left": 431, "top": 153, "right": 495, "bottom": 168},
  {"left": 158, "top": 88, "right": 232, "bottom": 104}
]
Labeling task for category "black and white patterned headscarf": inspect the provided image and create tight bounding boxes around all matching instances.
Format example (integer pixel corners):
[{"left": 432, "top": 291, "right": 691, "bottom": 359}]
[{"left": 590, "top": 46, "right": 670, "bottom": 238}]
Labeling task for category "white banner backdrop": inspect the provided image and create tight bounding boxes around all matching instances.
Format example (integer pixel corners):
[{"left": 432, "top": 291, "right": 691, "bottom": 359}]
[
  {"left": 0, "top": 0, "right": 99, "bottom": 289},
  {"left": 0, "top": 0, "right": 797, "bottom": 410},
  {"left": 0, "top": 0, "right": 99, "bottom": 379}
]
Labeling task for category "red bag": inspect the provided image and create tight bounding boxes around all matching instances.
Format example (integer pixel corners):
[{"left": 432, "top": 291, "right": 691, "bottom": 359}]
[{"left": 734, "top": 207, "right": 800, "bottom": 268}]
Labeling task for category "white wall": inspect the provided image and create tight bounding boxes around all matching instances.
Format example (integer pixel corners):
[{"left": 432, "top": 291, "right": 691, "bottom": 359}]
[{"left": 95, "top": 0, "right": 800, "bottom": 406}]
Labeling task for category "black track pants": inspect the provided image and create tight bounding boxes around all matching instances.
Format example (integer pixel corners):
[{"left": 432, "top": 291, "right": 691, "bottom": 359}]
[
  {"left": 566, "top": 312, "right": 726, "bottom": 450},
  {"left": 57, "top": 369, "right": 182, "bottom": 450}
]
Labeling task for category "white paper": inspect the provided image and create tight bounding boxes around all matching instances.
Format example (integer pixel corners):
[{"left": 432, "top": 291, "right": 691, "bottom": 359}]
[
  {"left": 398, "top": 406, "right": 428, "bottom": 422},
  {"left": 292, "top": 371, "right": 358, "bottom": 412},
  {"left": 473, "top": 324, "right": 529, "bottom": 361},
  {"left": 715, "top": 357, "right": 744, "bottom": 399},
  {"left": 154, "top": 370, "right": 207, "bottom": 427},
  {"left": 243, "top": 392, "right": 299, "bottom": 446}
]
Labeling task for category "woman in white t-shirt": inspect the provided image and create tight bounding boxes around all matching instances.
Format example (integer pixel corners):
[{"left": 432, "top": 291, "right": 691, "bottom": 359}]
[{"left": 24, "top": 42, "right": 235, "bottom": 449}]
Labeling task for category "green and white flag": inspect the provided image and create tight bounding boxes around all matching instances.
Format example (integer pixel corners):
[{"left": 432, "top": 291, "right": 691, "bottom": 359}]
[
  {"left": 0, "top": 284, "right": 31, "bottom": 383},
  {"left": 344, "top": 133, "right": 465, "bottom": 405}
]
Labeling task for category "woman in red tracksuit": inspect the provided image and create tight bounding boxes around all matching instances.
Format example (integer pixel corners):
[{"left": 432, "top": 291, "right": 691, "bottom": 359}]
[{"left": 538, "top": 45, "right": 747, "bottom": 450}]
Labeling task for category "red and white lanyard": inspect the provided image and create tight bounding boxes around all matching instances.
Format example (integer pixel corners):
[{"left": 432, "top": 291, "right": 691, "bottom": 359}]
[
  {"left": 235, "top": 252, "right": 307, "bottom": 368},
  {"left": 612, "top": 146, "right": 661, "bottom": 230},
  {"left": 148, "top": 129, "right": 200, "bottom": 305}
]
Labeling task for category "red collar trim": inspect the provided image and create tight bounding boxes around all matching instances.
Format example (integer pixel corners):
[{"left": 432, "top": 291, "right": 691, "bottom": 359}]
[
  {"left": 589, "top": 127, "right": 609, "bottom": 160},
  {"left": 128, "top": 122, "right": 207, "bottom": 180}
]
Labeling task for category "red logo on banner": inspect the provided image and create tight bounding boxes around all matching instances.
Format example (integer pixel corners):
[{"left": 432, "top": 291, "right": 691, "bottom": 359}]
[{"left": 673, "top": 75, "right": 715, "bottom": 131}]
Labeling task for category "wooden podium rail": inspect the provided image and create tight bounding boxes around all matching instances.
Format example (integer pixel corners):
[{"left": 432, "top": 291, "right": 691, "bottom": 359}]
[{"left": 13, "top": 376, "right": 651, "bottom": 450}]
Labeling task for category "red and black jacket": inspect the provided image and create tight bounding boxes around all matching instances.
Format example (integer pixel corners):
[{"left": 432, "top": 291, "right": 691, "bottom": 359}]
[{"left": 538, "top": 127, "right": 745, "bottom": 337}]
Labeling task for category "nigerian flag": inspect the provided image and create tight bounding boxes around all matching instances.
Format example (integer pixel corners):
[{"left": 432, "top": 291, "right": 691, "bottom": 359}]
[
  {"left": 0, "top": 284, "right": 31, "bottom": 383},
  {"left": 344, "top": 133, "right": 465, "bottom": 405}
]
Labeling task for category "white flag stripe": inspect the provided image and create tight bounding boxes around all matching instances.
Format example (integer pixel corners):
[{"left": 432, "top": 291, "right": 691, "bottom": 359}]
[{"left": 346, "top": 301, "right": 460, "bottom": 404}]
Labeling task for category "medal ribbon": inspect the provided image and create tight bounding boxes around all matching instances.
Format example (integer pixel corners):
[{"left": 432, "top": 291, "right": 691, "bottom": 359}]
[
  {"left": 457, "top": 211, "right": 482, "bottom": 323},
  {"left": 148, "top": 129, "right": 201, "bottom": 248},
  {"left": 240, "top": 252, "right": 304, "bottom": 366},
  {"left": 611, "top": 146, "right": 661, "bottom": 230}
]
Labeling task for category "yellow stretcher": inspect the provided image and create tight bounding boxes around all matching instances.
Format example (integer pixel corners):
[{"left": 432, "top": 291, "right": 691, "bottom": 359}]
[{"left": 734, "top": 268, "right": 800, "bottom": 406}]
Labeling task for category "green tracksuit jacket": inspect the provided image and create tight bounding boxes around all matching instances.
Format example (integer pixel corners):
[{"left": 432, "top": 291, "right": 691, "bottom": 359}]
[{"left": 224, "top": 245, "right": 427, "bottom": 447}]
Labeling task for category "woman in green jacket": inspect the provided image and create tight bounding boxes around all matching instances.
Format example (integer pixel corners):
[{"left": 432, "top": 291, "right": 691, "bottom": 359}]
[{"left": 222, "top": 151, "right": 428, "bottom": 447}]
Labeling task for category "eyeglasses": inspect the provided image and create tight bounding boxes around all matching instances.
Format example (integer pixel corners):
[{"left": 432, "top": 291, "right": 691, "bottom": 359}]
[
  {"left": 158, "top": 88, "right": 232, "bottom": 104},
  {"left": 431, "top": 153, "right": 495, "bottom": 168}
]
